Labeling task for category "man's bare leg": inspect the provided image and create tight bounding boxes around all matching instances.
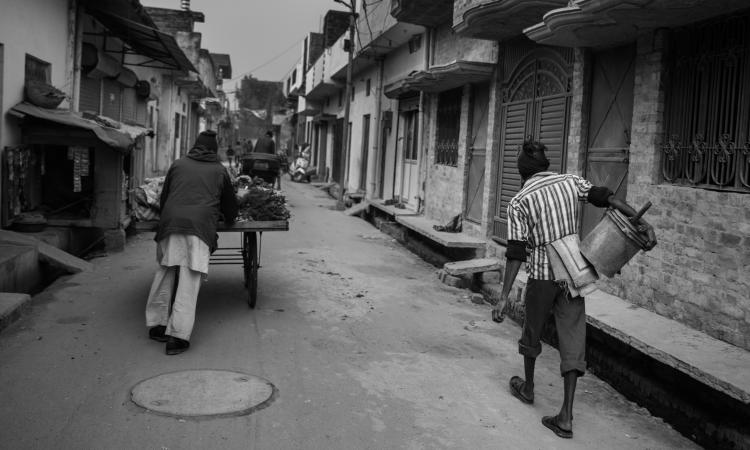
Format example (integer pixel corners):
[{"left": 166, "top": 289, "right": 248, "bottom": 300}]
[
  {"left": 557, "top": 371, "right": 577, "bottom": 430},
  {"left": 522, "top": 356, "right": 536, "bottom": 397}
]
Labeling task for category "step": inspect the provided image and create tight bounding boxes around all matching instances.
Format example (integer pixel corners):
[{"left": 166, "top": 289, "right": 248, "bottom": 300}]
[
  {"left": 0, "top": 230, "right": 92, "bottom": 274},
  {"left": 0, "top": 292, "right": 32, "bottom": 332},
  {"left": 444, "top": 257, "right": 501, "bottom": 276},
  {"left": 0, "top": 244, "right": 40, "bottom": 293}
]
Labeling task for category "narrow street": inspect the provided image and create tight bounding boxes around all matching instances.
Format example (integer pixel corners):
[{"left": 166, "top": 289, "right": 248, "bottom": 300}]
[{"left": 0, "top": 180, "right": 696, "bottom": 450}]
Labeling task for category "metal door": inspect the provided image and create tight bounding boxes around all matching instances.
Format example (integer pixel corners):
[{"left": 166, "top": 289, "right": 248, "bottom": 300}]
[
  {"left": 465, "top": 83, "right": 490, "bottom": 223},
  {"left": 493, "top": 48, "right": 573, "bottom": 241},
  {"left": 581, "top": 44, "right": 635, "bottom": 237}
]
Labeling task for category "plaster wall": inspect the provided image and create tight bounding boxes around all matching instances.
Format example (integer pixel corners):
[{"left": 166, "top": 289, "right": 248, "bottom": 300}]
[{"left": 0, "top": 0, "right": 71, "bottom": 148}]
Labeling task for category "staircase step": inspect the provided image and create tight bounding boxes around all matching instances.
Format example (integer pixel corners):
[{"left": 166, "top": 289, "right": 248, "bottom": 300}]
[{"left": 443, "top": 257, "right": 501, "bottom": 276}]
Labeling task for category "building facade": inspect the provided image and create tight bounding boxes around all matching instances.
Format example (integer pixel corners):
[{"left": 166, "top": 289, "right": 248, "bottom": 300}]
[{"left": 290, "top": 0, "right": 750, "bottom": 351}]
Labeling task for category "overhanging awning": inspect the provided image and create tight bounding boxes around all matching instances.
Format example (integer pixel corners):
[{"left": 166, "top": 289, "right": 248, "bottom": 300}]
[
  {"left": 8, "top": 102, "right": 141, "bottom": 151},
  {"left": 87, "top": 9, "right": 196, "bottom": 73},
  {"left": 389, "top": 61, "right": 495, "bottom": 96},
  {"left": 525, "top": 0, "right": 750, "bottom": 48}
]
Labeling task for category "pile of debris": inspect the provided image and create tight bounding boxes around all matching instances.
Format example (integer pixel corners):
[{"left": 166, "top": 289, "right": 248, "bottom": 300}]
[{"left": 132, "top": 176, "right": 164, "bottom": 221}]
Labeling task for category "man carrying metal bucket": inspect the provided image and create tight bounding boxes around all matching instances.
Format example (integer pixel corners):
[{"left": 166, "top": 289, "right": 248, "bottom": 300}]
[{"left": 492, "top": 141, "right": 656, "bottom": 439}]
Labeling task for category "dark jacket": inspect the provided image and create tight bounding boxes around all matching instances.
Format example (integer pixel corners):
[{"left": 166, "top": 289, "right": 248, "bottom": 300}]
[
  {"left": 156, "top": 145, "right": 238, "bottom": 252},
  {"left": 254, "top": 136, "right": 275, "bottom": 154}
]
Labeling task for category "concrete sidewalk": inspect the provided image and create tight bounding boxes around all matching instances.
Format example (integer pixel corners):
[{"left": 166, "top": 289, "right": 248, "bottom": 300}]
[{"left": 0, "top": 180, "right": 696, "bottom": 449}]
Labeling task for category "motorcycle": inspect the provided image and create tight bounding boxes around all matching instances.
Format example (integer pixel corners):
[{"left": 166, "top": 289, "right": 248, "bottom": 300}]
[{"left": 289, "top": 152, "right": 317, "bottom": 183}]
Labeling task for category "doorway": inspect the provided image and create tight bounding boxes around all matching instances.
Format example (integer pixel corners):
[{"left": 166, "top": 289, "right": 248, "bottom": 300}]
[
  {"left": 465, "top": 83, "right": 490, "bottom": 224},
  {"left": 492, "top": 47, "right": 573, "bottom": 241},
  {"left": 359, "top": 114, "right": 370, "bottom": 191},
  {"left": 581, "top": 44, "right": 635, "bottom": 237},
  {"left": 396, "top": 95, "right": 420, "bottom": 208}
]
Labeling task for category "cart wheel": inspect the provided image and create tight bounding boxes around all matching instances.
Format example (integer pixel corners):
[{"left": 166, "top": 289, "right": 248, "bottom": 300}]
[{"left": 243, "top": 232, "right": 259, "bottom": 309}]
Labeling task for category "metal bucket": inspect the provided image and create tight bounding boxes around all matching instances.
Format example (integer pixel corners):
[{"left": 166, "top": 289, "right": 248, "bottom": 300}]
[{"left": 580, "top": 208, "right": 650, "bottom": 277}]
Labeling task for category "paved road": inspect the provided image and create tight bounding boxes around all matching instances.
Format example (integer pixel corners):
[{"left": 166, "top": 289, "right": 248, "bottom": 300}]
[{"left": 0, "top": 179, "right": 697, "bottom": 449}]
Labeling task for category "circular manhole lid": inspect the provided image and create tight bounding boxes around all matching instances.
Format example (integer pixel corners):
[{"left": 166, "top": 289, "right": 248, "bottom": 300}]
[{"left": 131, "top": 370, "right": 276, "bottom": 418}]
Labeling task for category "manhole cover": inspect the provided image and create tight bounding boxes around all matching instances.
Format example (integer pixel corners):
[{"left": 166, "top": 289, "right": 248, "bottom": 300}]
[{"left": 131, "top": 370, "right": 276, "bottom": 418}]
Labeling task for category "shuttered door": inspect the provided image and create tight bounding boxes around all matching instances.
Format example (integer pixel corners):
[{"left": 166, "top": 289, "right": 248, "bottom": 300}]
[
  {"left": 534, "top": 95, "right": 570, "bottom": 175},
  {"left": 493, "top": 101, "right": 530, "bottom": 239},
  {"left": 135, "top": 99, "right": 147, "bottom": 126},
  {"left": 101, "top": 78, "right": 121, "bottom": 120},
  {"left": 79, "top": 76, "right": 101, "bottom": 114},
  {"left": 492, "top": 47, "right": 573, "bottom": 242}
]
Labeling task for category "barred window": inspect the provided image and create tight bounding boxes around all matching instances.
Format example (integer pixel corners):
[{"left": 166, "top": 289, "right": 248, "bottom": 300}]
[
  {"left": 661, "top": 12, "right": 750, "bottom": 192},
  {"left": 436, "top": 88, "right": 462, "bottom": 166}
]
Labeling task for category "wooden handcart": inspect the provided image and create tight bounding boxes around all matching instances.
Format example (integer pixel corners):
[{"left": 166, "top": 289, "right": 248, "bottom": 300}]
[{"left": 136, "top": 220, "right": 289, "bottom": 308}]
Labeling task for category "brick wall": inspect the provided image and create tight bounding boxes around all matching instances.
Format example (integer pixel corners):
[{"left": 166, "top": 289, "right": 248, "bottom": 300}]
[
  {"left": 308, "top": 33, "right": 325, "bottom": 67},
  {"left": 323, "top": 10, "right": 350, "bottom": 48},
  {"left": 599, "top": 30, "right": 750, "bottom": 350},
  {"left": 145, "top": 7, "right": 200, "bottom": 35}
]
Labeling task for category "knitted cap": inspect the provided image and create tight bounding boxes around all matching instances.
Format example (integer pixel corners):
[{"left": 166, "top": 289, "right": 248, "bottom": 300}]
[{"left": 194, "top": 130, "right": 218, "bottom": 152}]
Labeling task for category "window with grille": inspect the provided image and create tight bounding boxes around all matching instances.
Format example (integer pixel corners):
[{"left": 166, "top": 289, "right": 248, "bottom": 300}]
[
  {"left": 662, "top": 11, "right": 750, "bottom": 192},
  {"left": 436, "top": 88, "right": 462, "bottom": 166}
]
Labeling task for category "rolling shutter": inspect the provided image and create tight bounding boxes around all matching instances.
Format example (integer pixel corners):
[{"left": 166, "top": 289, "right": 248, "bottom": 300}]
[
  {"left": 79, "top": 76, "right": 101, "bottom": 114},
  {"left": 101, "top": 78, "right": 121, "bottom": 120}
]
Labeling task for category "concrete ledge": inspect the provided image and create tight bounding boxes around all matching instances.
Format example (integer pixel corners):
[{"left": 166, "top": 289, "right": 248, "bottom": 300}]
[
  {"left": 368, "top": 199, "right": 420, "bottom": 217},
  {"left": 0, "top": 293, "right": 32, "bottom": 332},
  {"left": 586, "top": 289, "right": 750, "bottom": 405},
  {"left": 395, "top": 215, "right": 485, "bottom": 249}
]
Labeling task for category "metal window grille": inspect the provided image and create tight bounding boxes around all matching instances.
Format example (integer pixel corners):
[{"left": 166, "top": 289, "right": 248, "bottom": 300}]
[
  {"left": 662, "top": 11, "right": 750, "bottom": 192},
  {"left": 436, "top": 88, "right": 462, "bottom": 166}
]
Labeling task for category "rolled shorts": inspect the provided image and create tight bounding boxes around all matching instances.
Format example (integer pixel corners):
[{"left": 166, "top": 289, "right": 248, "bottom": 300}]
[{"left": 518, "top": 279, "right": 587, "bottom": 376}]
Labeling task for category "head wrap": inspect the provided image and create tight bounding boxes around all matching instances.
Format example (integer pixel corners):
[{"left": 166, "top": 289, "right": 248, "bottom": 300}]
[
  {"left": 517, "top": 141, "right": 550, "bottom": 179},
  {"left": 193, "top": 130, "right": 218, "bottom": 153}
]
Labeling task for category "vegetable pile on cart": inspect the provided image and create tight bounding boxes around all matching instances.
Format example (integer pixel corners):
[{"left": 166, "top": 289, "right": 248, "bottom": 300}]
[{"left": 131, "top": 174, "right": 290, "bottom": 308}]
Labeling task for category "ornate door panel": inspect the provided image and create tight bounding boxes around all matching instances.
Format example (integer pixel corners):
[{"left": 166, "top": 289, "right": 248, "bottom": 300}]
[
  {"left": 492, "top": 47, "right": 573, "bottom": 242},
  {"left": 581, "top": 45, "right": 635, "bottom": 237}
]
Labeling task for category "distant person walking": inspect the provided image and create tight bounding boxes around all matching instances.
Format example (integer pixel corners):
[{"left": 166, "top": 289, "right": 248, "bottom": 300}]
[
  {"left": 145, "top": 130, "right": 238, "bottom": 355},
  {"left": 254, "top": 130, "right": 276, "bottom": 154},
  {"left": 225, "top": 144, "right": 235, "bottom": 168}
]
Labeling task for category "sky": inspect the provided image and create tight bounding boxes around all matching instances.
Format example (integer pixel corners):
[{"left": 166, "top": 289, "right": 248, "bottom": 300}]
[{"left": 143, "top": 0, "right": 348, "bottom": 86}]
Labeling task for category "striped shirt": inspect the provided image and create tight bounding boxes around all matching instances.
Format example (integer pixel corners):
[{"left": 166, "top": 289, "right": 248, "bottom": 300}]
[{"left": 507, "top": 172, "right": 593, "bottom": 280}]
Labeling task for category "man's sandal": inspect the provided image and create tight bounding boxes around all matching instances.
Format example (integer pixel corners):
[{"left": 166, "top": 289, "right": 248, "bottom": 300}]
[
  {"left": 509, "top": 376, "right": 534, "bottom": 404},
  {"left": 542, "top": 415, "right": 573, "bottom": 439}
]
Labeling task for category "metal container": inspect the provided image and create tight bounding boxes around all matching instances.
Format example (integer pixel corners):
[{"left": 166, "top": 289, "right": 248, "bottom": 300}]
[{"left": 580, "top": 208, "right": 650, "bottom": 277}]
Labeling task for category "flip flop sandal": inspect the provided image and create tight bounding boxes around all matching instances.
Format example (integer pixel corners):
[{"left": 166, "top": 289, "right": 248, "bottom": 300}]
[
  {"left": 492, "top": 308, "right": 505, "bottom": 323},
  {"left": 509, "top": 376, "right": 534, "bottom": 404},
  {"left": 542, "top": 415, "right": 573, "bottom": 439}
]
